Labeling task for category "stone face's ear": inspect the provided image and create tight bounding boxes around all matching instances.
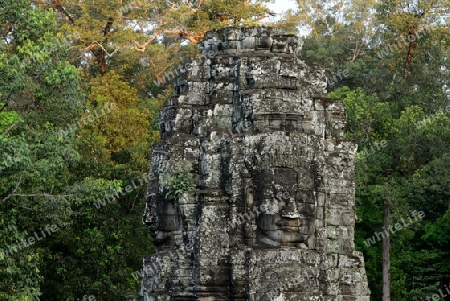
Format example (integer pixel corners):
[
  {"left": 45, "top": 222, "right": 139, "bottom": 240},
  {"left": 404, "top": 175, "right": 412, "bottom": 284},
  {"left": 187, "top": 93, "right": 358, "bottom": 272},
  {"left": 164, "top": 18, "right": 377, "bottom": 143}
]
[
  {"left": 245, "top": 183, "right": 254, "bottom": 207},
  {"left": 143, "top": 194, "right": 158, "bottom": 232}
]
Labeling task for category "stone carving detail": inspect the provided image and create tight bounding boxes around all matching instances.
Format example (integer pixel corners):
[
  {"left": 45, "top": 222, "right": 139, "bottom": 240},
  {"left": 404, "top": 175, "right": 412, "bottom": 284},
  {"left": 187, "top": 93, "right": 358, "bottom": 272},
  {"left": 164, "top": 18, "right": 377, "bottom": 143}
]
[
  {"left": 141, "top": 27, "right": 370, "bottom": 301},
  {"left": 251, "top": 165, "right": 317, "bottom": 248}
]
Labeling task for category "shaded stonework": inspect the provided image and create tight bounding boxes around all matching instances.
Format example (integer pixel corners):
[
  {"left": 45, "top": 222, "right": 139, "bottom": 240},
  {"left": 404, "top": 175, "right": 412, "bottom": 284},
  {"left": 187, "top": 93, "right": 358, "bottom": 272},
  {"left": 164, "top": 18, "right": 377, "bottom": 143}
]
[{"left": 141, "top": 26, "right": 370, "bottom": 301}]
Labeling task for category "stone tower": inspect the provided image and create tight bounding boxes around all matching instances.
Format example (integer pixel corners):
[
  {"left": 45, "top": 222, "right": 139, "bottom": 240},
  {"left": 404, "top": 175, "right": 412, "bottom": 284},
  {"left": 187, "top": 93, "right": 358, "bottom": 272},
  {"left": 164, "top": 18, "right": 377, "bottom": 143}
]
[{"left": 141, "top": 27, "right": 370, "bottom": 301}]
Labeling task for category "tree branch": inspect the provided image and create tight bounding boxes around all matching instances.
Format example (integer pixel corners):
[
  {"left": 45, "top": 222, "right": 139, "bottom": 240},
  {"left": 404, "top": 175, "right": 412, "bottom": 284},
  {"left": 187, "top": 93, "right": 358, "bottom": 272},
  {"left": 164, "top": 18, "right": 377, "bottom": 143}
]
[
  {"left": 322, "top": 18, "right": 335, "bottom": 37},
  {"left": 2, "top": 120, "right": 20, "bottom": 135},
  {"left": 11, "top": 193, "right": 73, "bottom": 198},
  {"left": 53, "top": 0, "right": 75, "bottom": 24},
  {"left": 2, "top": 174, "right": 73, "bottom": 204},
  {"left": 163, "top": 29, "right": 204, "bottom": 44},
  {"left": 1, "top": 173, "right": 24, "bottom": 204},
  {"left": 134, "top": 31, "right": 163, "bottom": 52},
  {"left": 3, "top": 193, "right": 74, "bottom": 204},
  {"left": 34, "top": 0, "right": 75, "bottom": 23}
]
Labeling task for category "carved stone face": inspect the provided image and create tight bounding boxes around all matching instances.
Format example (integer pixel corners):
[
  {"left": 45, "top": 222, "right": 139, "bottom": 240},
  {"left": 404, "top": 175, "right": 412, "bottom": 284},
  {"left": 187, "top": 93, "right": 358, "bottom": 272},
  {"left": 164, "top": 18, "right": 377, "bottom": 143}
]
[
  {"left": 144, "top": 194, "right": 180, "bottom": 245},
  {"left": 255, "top": 167, "right": 316, "bottom": 247},
  {"left": 143, "top": 144, "right": 181, "bottom": 246}
]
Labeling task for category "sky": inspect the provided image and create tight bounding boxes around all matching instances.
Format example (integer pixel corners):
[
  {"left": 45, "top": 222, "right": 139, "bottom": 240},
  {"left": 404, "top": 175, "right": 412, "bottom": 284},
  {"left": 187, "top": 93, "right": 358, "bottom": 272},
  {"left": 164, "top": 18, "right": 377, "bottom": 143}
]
[
  {"left": 265, "top": 0, "right": 310, "bottom": 36},
  {"left": 266, "top": 0, "right": 298, "bottom": 21}
]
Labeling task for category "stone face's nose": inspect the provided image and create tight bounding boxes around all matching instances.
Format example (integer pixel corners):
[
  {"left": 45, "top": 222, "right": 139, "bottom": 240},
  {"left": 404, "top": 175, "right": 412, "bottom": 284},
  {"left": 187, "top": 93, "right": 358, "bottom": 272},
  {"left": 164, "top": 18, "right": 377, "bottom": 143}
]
[
  {"left": 146, "top": 216, "right": 159, "bottom": 229},
  {"left": 281, "top": 199, "right": 301, "bottom": 219}
]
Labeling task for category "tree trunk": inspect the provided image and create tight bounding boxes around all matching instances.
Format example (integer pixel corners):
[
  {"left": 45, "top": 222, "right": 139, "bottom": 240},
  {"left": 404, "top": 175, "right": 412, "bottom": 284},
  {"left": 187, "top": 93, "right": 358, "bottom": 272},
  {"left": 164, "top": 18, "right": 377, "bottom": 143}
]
[
  {"left": 404, "top": 27, "right": 416, "bottom": 81},
  {"left": 382, "top": 199, "right": 391, "bottom": 301},
  {"left": 94, "top": 48, "right": 107, "bottom": 74},
  {"left": 93, "top": 17, "right": 114, "bottom": 75}
]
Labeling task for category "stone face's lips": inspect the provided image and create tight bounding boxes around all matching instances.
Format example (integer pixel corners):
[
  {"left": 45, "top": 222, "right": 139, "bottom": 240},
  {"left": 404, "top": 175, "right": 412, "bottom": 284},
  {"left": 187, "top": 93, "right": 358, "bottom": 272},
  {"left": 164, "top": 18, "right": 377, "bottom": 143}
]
[
  {"left": 272, "top": 216, "right": 305, "bottom": 232},
  {"left": 278, "top": 226, "right": 300, "bottom": 232},
  {"left": 261, "top": 230, "right": 305, "bottom": 243}
]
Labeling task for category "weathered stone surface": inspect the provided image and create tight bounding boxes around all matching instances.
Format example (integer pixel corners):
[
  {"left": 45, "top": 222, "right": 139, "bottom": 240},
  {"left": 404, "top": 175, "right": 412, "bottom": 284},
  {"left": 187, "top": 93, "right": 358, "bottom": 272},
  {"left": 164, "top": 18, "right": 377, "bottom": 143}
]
[{"left": 141, "top": 26, "right": 369, "bottom": 301}]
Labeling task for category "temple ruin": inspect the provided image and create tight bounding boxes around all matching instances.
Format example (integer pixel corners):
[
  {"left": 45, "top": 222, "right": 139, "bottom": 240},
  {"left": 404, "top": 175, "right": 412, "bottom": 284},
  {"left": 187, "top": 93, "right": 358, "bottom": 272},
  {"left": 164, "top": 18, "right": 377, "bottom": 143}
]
[{"left": 141, "top": 26, "right": 370, "bottom": 301}]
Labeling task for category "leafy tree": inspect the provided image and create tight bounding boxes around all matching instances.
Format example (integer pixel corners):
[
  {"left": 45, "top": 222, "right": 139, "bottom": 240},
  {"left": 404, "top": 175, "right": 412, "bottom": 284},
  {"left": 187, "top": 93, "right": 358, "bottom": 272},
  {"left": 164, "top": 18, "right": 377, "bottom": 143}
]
[
  {"left": 333, "top": 84, "right": 450, "bottom": 300},
  {"left": 0, "top": 217, "right": 43, "bottom": 301},
  {"left": 75, "top": 71, "right": 159, "bottom": 177},
  {"left": 300, "top": 0, "right": 450, "bottom": 298},
  {"left": 0, "top": 1, "right": 144, "bottom": 300}
]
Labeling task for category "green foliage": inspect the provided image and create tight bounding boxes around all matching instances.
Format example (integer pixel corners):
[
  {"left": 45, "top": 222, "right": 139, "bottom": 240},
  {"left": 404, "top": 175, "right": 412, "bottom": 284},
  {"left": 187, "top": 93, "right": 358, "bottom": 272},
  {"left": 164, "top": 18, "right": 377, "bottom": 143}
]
[
  {"left": 422, "top": 205, "right": 450, "bottom": 247},
  {"left": 0, "top": 217, "right": 43, "bottom": 301},
  {"left": 39, "top": 187, "right": 153, "bottom": 300},
  {"left": 334, "top": 80, "right": 449, "bottom": 300},
  {"left": 0, "top": 104, "right": 23, "bottom": 134},
  {"left": 1, "top": 1, "right": 152, "bottom": 299},
  {"left": 75, "top": 71, "right": 159, "bottom": 177},
  {"left": 163, "top": 163, "right": 196, "bottom": 202},
  {"left": 330, "top": 86, "right": 394, "bottom": 144}
]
